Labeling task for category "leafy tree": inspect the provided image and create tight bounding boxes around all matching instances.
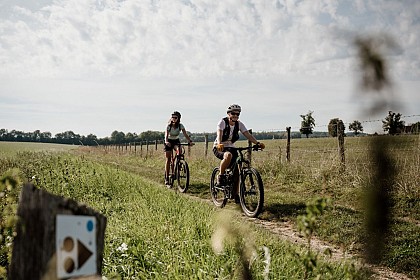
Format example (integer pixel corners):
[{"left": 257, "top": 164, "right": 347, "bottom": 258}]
[
  {"left": 111, "top": 130, "right": 125, "bottom": 144},
  {"left": 300, "top": 111, "right": 315, "bottom": 138},
  {"left": 82, "top": 134, "right": 98, "bottom": 146},
  {"left": 0, "top": 129, "right": 7, "bottom": 137},
  {"left": 125, "top": 132, "right": 137, "bottom": 143},
  {"left": 55, "top": 130, "right": 81, "bottom": 144},
  {"left": 40, "top": 131, "right": 52, "bottom": 142},
  {"left": 11, "top": 130, "right": 25, "bottom": 141},
  {"left": 328, "top": 118, "right": 345, "bottom": 137},
  {"left": 411, "top": 122, "right": 420, "bottom": 134},
  {"left": 349, "top": 120, "right": 364, "bottom": 135},
  {"left": 139, "top": 130, "right": 164, "bottom": 142},
  {"left": 382, "top": 111, "right": 405, "bottom": 135}
]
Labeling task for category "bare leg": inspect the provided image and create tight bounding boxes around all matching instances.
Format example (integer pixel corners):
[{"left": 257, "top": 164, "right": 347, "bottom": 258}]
[
  {"left": 219, "top": 152, "right": 232, "bottom": 174},
  {"left": 165, "top": 151, "right": 172, "bottom": 179}
]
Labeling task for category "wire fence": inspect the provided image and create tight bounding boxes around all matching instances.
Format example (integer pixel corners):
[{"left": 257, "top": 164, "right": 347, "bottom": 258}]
[
  {"left": 262, "top": 114, "right": 420, "bottom": 132},
  {"left": 96, "top": 131, "right": 420, "bottom": 173}
]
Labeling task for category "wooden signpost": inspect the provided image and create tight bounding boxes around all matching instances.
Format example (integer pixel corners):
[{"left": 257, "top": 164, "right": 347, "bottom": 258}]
[{"left": 9, "top": 183, "right": 107, "bottom": 280}]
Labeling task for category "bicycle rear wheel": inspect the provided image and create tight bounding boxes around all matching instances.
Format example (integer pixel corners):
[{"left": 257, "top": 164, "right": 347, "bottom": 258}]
[
  {"left": 239, "top": 167, "right": 264, "bottom": 218},
  {"left": 210, "top": 167, "right": 228, "bottom": 208},
  {"left": 176, "top": 159, "right": 189, "bottom": 193}
]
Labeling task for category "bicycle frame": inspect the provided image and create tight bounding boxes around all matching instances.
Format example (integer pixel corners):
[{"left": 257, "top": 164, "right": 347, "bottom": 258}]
[
  {"left": 170, "top": 144, "right": 186, "bottom": 172},
  {"left": 167, "top": 143, "right": 191, "bottom": 193},
  {"left": 225, "top": 147, "right": 251, "bottom": 191}
]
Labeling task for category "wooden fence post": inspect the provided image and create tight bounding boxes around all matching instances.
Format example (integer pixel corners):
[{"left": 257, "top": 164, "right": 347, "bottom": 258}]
[
  {"left": 155, "top": 140, "right": 158, "bottom": 151},
  {"left": 247, "top": 129, "right": 253, "bottom": 164},
  {"left": 9, "top": 183, "right": 106, "bottom": 280},
  {"left": 338, "top": 123, "right": 345, "bottom": 169},
  {"left": 204, "top": 134, "right": 209, "bottom": 157},
  {"left": 286, "top": 127, "right": 291, "bottom": 162}
]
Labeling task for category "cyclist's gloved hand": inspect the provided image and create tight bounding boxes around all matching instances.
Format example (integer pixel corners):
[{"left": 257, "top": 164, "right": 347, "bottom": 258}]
[
  {"left": 216, "top": 143, "right": 224, "bottom": 152},
  {"left": 189, "top": 140, "right": 195, "bottom": 146},
  {"left": 257, "top": 142, "right": 265, "bottom": 150}
]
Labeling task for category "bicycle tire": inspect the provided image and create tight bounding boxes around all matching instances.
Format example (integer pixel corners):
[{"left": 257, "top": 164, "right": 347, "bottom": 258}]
[
  {"left": 176, "top": 159, "right": 189, "bottom": 193},
  {"left": 210, "top": 167, "right": 228, "bottom": 208},
  {"left": 239, "top": 167, "right": 264, "bottom": 218}
]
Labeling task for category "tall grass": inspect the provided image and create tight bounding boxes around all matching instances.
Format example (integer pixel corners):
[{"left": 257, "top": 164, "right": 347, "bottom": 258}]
[
  {"left": 79, "top": 135, "right": 419, "bottom": 278},
  {"left": 0, "top": 143, "right": 371, "bottom": 279}
]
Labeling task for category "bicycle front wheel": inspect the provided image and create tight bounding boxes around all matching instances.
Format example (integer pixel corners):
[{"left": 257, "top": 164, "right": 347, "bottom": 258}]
[
  {"left": 210, "top": 167, "right": 228, "bottom": 208},
  {"left": 239, "top": 167, "right": 264, "bottom": 218},
  {"left": 176, "top": 159, "right": 189, "bottom": 193}
]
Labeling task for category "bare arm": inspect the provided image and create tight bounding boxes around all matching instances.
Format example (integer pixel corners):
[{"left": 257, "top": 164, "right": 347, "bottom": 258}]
[
  {"left": 216, "top": 129, "right": 223, "bottom": 145},
  {"left": 182, "top": 128, "right": 193, "bottom": 143},
  {"left": 165, "top": 129, "right": 169, "bottom": 144}
]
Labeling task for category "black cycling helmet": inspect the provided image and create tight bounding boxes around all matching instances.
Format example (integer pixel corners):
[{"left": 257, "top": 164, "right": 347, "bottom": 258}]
[
  {"left": 227, "top": 104, "right": 241, "bottom": 113},
  {"left": 172, "top": 111, "right": 181, "bottom": 118}
]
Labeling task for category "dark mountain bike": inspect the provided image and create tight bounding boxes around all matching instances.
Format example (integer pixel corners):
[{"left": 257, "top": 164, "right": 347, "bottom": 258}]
[
  {"left": 210, "top": 144, "right": 264, "bottom": 218},
  {"left": 166, "top": 143, "right": 192, "bottom": 193}
]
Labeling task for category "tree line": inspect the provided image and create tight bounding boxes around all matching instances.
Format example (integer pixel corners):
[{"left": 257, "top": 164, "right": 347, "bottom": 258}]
[
  {"left": 1, "top": 111, "right": 418, "bottom": 146},
  {"left": 299, "top": 110, "right": 419, "bottom": 138}
]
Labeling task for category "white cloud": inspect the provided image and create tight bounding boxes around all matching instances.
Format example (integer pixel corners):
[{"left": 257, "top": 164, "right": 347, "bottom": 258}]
[
  {"left": 0, "top": 0, "right": 419, "bottom": 137},
  {"left": 1, "top": 0, "right": 419, "bottom": 79}
]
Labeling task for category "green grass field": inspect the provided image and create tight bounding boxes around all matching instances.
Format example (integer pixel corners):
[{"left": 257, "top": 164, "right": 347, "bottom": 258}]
[{"left": 1, "top": 136, "right": 419, "bottom": 279}]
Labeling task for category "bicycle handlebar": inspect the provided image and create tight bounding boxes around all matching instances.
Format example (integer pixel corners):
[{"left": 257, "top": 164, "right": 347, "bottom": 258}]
[
  {"left": 178, "top": 143, "right": 194, "bottom": 146},
  {"left": 231, "top": 144, "right": 263, "bottom": 152}
]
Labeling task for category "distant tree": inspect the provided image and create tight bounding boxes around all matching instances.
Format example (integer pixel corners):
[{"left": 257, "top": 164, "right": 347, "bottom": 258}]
[
  {"left": 125, "top": 132, "right": 137, "bottom": 143},
  {"left": 328, "top": 118, "right": 345, "bottom": 137},
  {"left": 411, "top": 122, "right": 420, "bottom": 134},
  {"left": 300, "top": 111, "right": 315, "bottom": 138},
  {"left": 111, "top": 130, "right": 125, "bottom": 144},
  {"left": 382, "top": 111, "right": 405, "bottom": 135},
  {"left": 0, "top": 129, "right": 8, "bottom": 141},
  {"left": 11, "top": 130, "right": 25, "bottom": 141},
  {"left": 55, "top": 130, "right": 81, "bottom": 144},
  {"left": 83, "top": 134, "right": 98, "bottom": 146},
  {"left": 349, "top": 120, "right": 364, "bottom": 136},
  {"left": 40, "top": 131, "right": 52, "bottom": 142},
  {"left": 139, "top": 130, "right": 164, "bottom": 142}
]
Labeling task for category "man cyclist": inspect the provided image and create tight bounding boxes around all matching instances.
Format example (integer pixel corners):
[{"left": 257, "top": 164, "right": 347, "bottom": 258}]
[{"left": 213, "top": 104, "right": 265, "bottom": 200}]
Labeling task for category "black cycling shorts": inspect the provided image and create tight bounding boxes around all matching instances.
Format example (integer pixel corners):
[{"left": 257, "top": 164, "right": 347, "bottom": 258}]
[
  {"left": 212, "top": 146, "right": 238, "bottom": 164},
  {"left": 164, "top": 139, "right": 181, "bottom": 152}
]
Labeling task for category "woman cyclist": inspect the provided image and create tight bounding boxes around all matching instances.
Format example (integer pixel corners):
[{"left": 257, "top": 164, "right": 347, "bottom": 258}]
[
  {"left": 164, "top": 111, "right": 193, "bottom": 185},
  {"left": 213, "top": 104, "right": 265, "bottom": 200}
]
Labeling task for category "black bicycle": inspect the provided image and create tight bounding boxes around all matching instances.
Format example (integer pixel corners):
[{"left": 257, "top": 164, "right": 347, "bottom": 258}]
[
  {"left": 166, "top": 143, "right": 191, "bottom": 193},
  {"left": 210, "top": 144, "right": 264, "bottom": 218}
]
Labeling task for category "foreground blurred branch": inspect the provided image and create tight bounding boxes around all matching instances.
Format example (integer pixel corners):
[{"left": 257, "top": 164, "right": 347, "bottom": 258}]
[{"left": 354, "top": 34, "right": 399, "bottom": 264}]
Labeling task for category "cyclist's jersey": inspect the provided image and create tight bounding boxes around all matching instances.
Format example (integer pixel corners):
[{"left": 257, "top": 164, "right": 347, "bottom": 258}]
[
  {"left": 166, "top": 123, "right": 185, "bottom": 140},
  {"left": 214, "top": 118, "right": 248, "bottom": 148}
]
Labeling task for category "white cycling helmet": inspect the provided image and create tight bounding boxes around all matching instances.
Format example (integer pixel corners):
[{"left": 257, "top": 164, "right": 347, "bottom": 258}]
[{"left": 227, "top": 104, "right": 241, "bottom": 113}]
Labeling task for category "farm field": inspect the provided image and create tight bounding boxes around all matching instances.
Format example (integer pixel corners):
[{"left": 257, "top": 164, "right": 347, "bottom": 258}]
[
  {"left": 1, "top": 136, "right": 419, "bottom": 279},
  {"left": 0, "top": 141, "right": 77, "bottom": 157}
]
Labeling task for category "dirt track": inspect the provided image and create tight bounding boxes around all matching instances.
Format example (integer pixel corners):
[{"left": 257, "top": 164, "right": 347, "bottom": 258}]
[
  {"left": 252, "top": 218, "right": 413, "bottom": 280},
  {"left": 192, "top": 193, "right": 413, "bottom": 280}
]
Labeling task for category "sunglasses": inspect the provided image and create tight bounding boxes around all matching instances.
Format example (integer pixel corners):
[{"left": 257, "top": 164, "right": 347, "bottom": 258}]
[
  {"left": 172, "top": 116, "right": 178, "bottom": 119},
  {"left": 230, "top": 112, "right": 240, "bottom": 116}
]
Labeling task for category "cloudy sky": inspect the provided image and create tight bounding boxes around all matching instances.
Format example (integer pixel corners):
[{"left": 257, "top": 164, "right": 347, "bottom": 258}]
[{"left": 1, "top": 0, "right": 419, "bottom": 138}]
